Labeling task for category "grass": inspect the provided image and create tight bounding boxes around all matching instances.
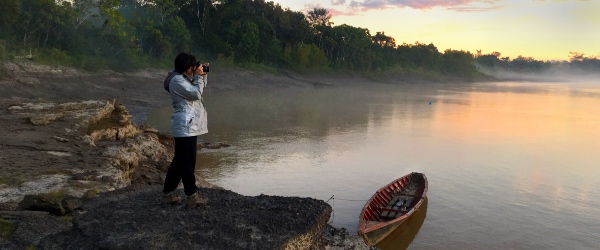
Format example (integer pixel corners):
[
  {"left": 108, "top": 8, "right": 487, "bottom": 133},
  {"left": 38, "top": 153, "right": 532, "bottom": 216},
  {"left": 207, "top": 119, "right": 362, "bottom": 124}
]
[
  {"left": 62, "top": 215, "right": 73, "bottom": 223},
  {"left": 0, "top": 63, "right": 5, "bottom": 78},
  {"left": 238, "top": 62, "right": 278, "bottom": 74},
  {"left": 45, "top": 189, "right": 68, "bottom": 200},
  {"left": 0, "top": 176, "right": 8, "bottom": 185},
  {"left": 0, "top": 175, "right": 28, "bottom": 186},
  {"left": 33, "top": 48, "right": 72, "bottom": 67},
  {"left": 71, "top": 181, "right": 99, "bottom": 189},
  {"left": 0, "top": 218, "right": 17, "bottom": 238},
  {"left": 84, "top": 189, "right": 98, "bottom": 199}
]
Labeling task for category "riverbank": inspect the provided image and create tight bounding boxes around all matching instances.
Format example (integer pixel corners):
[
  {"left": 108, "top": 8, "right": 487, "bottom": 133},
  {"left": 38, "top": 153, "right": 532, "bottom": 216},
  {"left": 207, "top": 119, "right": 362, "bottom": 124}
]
[{"left": 0, "top": 61, "right": 376, "bottom": 249}]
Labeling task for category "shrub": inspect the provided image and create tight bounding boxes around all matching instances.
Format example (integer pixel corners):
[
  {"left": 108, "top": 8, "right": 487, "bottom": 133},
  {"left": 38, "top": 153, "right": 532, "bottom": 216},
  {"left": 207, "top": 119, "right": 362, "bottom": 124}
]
[
  {"left": 0, "top": 40, "right": 6, "bottom": 60},
  {"left": 35, "top": 48, "right": 72, "bottom": 66}
]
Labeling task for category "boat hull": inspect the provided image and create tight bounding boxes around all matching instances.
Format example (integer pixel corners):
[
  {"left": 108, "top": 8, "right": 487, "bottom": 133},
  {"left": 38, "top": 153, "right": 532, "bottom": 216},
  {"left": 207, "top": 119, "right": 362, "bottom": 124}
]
[{"left": 359, "top": 217, "right": 407, "bottom": 246}]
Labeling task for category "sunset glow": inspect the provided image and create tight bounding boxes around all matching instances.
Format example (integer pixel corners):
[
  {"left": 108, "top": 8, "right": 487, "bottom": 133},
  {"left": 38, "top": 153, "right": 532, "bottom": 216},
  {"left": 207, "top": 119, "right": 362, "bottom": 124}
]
[{"left": 270, "top": 0, "right": 600, "bottom": 61}]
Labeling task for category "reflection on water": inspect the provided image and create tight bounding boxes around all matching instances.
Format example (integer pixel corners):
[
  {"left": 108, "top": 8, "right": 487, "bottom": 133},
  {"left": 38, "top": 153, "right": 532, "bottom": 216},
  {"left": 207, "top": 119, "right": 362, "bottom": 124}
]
[
  {"left": 377, "top": 198, "right": 428, "bottom": 250},
  {"left": 147, "top": 81, "right": 600, "bottom": 249}
]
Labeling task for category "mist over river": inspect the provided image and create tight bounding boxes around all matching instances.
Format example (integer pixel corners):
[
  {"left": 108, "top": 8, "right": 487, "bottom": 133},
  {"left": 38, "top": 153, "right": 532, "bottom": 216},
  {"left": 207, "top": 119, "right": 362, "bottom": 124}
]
[{"left": 147, "top": 81, "right": 600, "bottom": 249}]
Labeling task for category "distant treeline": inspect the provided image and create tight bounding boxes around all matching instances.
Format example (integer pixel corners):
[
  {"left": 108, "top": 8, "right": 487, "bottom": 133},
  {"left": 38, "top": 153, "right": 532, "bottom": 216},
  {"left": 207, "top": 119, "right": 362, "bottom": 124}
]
[
  {"left": 475, "top": 52, "right": 600, "bottom": 75},
  {"left": 0, "top": 0, "right": 597, "bottom": 78}
]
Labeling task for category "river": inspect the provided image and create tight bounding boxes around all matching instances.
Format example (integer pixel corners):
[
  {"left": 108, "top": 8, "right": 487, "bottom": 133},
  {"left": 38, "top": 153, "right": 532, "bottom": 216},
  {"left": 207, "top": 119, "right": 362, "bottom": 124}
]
[{"left": 147, "top": 81, "right": 600, "bottom": 249}]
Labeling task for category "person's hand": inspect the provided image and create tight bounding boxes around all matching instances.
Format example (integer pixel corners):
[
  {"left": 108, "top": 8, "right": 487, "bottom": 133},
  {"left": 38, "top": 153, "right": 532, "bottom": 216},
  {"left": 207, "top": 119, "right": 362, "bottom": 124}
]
[{"left": 195, "top": 65, "right": 205, "bottom": 75}]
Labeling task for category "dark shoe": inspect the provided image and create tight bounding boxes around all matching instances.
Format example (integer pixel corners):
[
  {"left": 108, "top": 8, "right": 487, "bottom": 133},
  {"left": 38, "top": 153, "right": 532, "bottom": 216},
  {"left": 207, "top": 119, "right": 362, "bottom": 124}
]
[
  {"left": 162, "top": 192, "right": 182, "bottom": 205},
  {"left": 186, "top": 193, "right": 208, "bottom": 207}
]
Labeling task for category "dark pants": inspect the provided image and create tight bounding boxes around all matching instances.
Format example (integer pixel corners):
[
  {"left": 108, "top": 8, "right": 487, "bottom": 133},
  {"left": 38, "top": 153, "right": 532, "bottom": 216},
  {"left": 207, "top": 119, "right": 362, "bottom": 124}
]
[{"left": 163, "top": 136, "right": 198, "bottom": 196}]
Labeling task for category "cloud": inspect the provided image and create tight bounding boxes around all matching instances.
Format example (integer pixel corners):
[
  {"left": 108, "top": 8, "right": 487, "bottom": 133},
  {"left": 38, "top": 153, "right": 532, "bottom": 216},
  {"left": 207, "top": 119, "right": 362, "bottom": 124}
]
[
  {"left": 334, "top": 0, "right": 501, "bottom": 11},
  {"left": 304, "top": 2, "right": 362, "bottom": 17},
  {"left": 302, "top": 0, "right": 503, "bottom": 17},
  {"left": 446, "top": 5, "right": 502, "bottom": 12},
  {"left": 304, "top": 0, "right": 360, "bottom": 16}
]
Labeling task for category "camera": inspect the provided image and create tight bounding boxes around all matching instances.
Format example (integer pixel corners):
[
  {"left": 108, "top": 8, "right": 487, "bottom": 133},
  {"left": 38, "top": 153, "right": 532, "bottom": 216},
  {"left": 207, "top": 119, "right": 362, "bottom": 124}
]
[{"left": 194, "top": 62, "right": 209, "bottom": 73}]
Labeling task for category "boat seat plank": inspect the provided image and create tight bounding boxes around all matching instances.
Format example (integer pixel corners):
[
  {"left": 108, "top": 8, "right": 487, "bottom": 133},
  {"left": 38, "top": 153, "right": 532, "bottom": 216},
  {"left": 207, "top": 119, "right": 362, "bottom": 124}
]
[
  {"left": 393, "top": 193, "right": 417, "bottom": 198},
  {"left": 379, "top": 196, "right": 415, "bottom": 219},
  {"left": 379, "top": 207, "right": 405, "bottom": 213},
  {"left": 380, "top": 196, "right": 400, "bottom": 218}
]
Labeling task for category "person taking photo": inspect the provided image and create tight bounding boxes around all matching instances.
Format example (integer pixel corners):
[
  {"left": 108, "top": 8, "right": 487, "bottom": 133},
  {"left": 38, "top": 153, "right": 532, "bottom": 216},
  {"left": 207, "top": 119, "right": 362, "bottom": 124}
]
[{"left": 162, "top": 52, "right": 209, "bottom": 207}]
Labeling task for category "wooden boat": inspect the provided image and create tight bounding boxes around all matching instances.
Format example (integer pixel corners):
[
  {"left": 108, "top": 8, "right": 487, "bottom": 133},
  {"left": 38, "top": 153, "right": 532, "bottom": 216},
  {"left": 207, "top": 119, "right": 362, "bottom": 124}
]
[{"left": 357, "top": 172, "right": 428, "bottom": 246}]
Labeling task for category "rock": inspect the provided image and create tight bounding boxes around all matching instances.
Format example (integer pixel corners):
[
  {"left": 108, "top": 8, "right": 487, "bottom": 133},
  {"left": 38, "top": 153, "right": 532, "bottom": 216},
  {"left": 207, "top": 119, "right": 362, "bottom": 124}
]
[
  {"left": 17, "top": 193, "right": 84, "bottom": 216},
  {"left": 46, "top": 151, "right": 72, "bottom": 157},
  {"left": 52, "top": 136, "right": 69, "bottom": 142},
  {"left": 29, "top": 113, "right": 64, "bottom": 125},
  {"left": 39, "top": 185, "right": 332, "bottom": 250},
  {"left": 113, "top": 103, "right": 132, "bottom": 124},
  {"left": 80, "top": 135, "right": 95, "bottom": 146},
  {"left": 0, "top": 175, "right": 69, "bottom": 204},
  {"left": 71, "top": 171, "right": 96, "bottom": 181},
  {"left": 61, "top": 196, "right": 84, "bottom": 213},
  {"left": 102, "top": 132, "right": 171, "bottom": 186},
  {"left": 0, "top": 241, "right": 19, "bottom": 250},
  {"left": 7, "top": 105, "right": 23, "bottom": 112},
  {"left": 321, "top": 225, "right": 376, "bottom": 250},
  {"left": 18, "top": 194, "right": 65, "bottom": 216},
  {"left": 85, "top": 101, "right": 140, "bottom": 142},
  {"left": 141, "top": 127, "right": 159, "bottom": 134},
  {"left": 0, "top": 211, "right": 72, "bottom": 247}
]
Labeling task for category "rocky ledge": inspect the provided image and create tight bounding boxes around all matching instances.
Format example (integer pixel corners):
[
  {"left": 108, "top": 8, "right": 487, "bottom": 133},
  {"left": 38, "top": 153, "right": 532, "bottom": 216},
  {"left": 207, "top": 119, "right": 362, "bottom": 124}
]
[
  {"left": 0, "top": 99, "right": 172, "bottom": 206},
  {"left": 38, "top": 185, "right": 331, "bottom": 250}
]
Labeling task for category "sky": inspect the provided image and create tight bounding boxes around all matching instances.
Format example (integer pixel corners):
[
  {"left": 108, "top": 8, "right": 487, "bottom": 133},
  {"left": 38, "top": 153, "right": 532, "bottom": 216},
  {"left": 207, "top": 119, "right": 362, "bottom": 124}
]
[{"left": 268, "top": 0, "right": 600, "bottom": 61}]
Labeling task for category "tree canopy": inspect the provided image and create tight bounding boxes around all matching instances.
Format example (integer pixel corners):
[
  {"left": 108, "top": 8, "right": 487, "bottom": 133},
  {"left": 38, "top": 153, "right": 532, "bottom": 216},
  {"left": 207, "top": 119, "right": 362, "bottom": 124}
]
[{"left": 0, "top": 1, "right": 595, "bottom": 76}]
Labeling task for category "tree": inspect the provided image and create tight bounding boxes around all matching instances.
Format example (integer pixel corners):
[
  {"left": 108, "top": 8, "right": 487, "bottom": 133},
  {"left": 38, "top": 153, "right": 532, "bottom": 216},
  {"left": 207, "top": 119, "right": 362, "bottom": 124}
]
[
  {"left": 372, "top": 32, "right": 395, "bottom": 48},
  {"left": 441, "top": 49, "right": 476, "bottom": 77},
  {"left": 14, "top": 0, "right": 74, "bottom": 48},
  {"left": 162, "top": 17, "right": 191, "bottom": 53},
  {"left": 232, "top": 21, "right": 260, "bottom": 62},
  {"left": 190, "top": 0, "right": 216, "bottom": 35},
  {"left": 283, "top": 43, "right": 328, "bottom": 69},
  {"left": 396, "top": 42, "right": 441, "bottom": 71},
  {"left": 331, "top": 25, "right": 373, "bottom": 69},
  {"left": 474, "top": 52, "right": 504, "bottom": 70},
  {"left": 307, "top": 8, "right": 332, "bottom": 27},
  {"left": 569, "top": 51, "right": 585, "bottom": 62},
  {"left": 0, "top": 0, "right": 20, "bottom": 30},
  {"left": 72, "top": 0, "right": 97, "bottom": 30}
]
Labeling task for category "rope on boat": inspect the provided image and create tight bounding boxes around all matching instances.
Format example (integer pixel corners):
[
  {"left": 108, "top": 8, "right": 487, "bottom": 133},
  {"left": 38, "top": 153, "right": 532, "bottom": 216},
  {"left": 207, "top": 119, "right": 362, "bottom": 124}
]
[
  {"left": 325, "top": 195, "right": 368, "bottom": 224},
  {"left": 335, "top": 198, "right": 369, "bottom": 202},
  {"left": 327, "top": 195, "right": 335, "bottom": 223},
  {"left": 325, "top": 195, "right": 368, "bottom": 203}
]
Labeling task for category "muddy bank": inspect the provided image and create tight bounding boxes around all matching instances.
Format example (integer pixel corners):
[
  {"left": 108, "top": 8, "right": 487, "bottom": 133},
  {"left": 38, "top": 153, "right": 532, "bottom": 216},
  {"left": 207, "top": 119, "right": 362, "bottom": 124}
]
[{"left": 0, "top": 61, "right": 374, "bottom": 249}]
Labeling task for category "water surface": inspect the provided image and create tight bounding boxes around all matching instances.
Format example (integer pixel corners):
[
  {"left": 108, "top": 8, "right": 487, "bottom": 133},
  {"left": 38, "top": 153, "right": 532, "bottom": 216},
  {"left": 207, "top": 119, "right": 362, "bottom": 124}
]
[{"left": 147, "top": 81, "right": 600, "bottom": 249}]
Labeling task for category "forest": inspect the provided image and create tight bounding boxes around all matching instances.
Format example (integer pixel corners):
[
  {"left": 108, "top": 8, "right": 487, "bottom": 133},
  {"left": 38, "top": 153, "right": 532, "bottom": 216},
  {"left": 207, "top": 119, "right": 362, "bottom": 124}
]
[{"left": 0, "top": 0, "right": 598, "bottom": 78}]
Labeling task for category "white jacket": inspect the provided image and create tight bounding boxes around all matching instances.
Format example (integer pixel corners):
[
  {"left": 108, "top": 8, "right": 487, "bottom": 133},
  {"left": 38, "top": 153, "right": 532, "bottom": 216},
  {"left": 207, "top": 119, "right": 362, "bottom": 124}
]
[{"left": 169, "top": 74, "right": 208, "bottom": 137}]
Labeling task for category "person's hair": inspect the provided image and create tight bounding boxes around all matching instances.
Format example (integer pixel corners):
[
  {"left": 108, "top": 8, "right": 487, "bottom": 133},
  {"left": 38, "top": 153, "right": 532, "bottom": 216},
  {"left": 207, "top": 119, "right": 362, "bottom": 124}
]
[{"left": 174, "top": 52, "right": 197, "bottom": 74}]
